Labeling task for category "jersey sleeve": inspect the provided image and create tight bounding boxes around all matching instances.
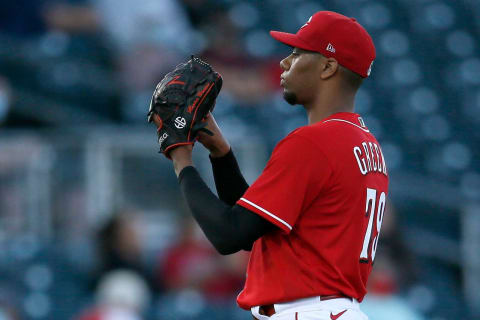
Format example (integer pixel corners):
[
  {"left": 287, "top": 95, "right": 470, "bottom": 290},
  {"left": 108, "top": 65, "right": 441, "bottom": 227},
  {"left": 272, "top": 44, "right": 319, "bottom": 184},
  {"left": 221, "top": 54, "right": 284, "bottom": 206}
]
[{"left": 236, "top": 133, "right": 333, "bottom": 233}]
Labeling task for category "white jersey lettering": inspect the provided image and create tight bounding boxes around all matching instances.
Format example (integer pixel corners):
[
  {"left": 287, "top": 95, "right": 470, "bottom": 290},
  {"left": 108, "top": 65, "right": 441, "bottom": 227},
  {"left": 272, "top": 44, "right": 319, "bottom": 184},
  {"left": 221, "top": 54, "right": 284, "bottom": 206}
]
[
  {"left": 354, "top": 142, "right": 388, "bottom": 176},
  {"left": 368, "top": 142, "right": 377, "bottom": 172},
  {"left": 354, "top": 146, "right": 368, "bottom": 175},
  {"left": 373, "top": 143, "right": 381, "bottom": 173},
  {"left": 362, "top": 142, "right": 373, "bottom": 172}
]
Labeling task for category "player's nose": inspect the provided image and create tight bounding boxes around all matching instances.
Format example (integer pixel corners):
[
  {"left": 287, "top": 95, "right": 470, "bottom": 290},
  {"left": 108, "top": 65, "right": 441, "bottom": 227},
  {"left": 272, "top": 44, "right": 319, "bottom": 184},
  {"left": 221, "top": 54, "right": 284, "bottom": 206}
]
[{"left": 280, "top": 56, "right": 290, "bottom": 71}]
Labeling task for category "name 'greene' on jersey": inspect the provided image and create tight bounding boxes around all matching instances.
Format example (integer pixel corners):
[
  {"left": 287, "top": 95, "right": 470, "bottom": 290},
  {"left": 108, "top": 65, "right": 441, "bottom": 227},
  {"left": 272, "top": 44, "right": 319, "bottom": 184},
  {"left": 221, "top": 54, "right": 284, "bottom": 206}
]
[
  {"left": 236, "top": 112, "right": 389, "bottom": 310},
  {"left": 353, "top": 140, "right": 387, "bottom": 176}
]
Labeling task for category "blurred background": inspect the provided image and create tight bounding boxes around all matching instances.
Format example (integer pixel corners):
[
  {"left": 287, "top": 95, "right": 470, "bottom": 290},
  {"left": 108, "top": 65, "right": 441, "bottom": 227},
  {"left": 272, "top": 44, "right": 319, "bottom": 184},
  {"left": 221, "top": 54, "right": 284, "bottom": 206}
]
[{"left": 0, "top": 0, "right": 479, "bottom": 319}]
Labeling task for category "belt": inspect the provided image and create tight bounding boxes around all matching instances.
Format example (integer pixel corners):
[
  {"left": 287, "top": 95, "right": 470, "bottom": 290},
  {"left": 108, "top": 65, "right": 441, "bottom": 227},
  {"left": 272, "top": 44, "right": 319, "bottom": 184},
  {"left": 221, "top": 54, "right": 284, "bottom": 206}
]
[{"left": 252, "top": 294, "right": 352, "bottom": 319}]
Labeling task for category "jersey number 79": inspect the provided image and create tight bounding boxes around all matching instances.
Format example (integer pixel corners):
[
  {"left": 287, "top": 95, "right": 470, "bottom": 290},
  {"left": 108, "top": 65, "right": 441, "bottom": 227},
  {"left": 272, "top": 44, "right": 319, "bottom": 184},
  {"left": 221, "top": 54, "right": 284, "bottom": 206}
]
[{"left": 360, "top": 187, "right": 386, "bottom": 264}]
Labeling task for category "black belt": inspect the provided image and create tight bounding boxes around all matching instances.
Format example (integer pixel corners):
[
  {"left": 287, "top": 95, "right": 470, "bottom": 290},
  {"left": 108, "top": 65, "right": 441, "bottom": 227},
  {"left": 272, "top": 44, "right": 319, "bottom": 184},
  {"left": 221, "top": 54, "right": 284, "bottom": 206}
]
[{"left": 252, "top": 294, "right": 353, "bottom": 319}]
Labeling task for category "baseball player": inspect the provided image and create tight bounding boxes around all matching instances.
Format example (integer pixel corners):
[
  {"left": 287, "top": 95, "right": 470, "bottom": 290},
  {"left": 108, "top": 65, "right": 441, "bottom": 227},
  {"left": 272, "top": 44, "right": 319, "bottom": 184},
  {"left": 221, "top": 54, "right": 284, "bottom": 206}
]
[{"left": 149, "top": 10, "right": 388, "bottom": 320}]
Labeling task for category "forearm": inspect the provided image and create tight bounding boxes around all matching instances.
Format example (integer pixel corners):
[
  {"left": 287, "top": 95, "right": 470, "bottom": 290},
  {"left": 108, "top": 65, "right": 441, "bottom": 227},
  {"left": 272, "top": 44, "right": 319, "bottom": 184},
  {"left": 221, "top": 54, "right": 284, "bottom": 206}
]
[
  {"left": 210, "top": 149, "right": 249, "bottom": 206},
  {"left": 178, "top": 166, "right": 274, "bottom": 254}
]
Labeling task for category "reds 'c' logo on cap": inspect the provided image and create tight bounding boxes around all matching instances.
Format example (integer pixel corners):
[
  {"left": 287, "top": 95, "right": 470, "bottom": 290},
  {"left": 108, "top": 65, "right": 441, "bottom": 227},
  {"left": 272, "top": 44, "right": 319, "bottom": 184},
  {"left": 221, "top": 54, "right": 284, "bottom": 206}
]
[{"left": 301, "top": 16, "right": 312, "bottom": 29}]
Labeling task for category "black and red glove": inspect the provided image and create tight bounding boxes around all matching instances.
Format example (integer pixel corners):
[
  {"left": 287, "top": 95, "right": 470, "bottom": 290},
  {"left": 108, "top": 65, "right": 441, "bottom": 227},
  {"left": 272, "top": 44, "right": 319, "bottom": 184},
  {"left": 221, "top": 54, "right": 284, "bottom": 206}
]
[{"left": 147, "top": 56, "right": 222, "bottom": 158}]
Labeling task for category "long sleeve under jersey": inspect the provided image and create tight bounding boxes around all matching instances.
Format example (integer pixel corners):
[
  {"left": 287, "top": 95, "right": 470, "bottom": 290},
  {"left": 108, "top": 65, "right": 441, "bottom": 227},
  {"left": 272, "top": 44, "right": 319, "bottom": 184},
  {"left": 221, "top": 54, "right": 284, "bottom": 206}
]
[{"left": 177, "top": 150, "right": 274, "bottom": 254}]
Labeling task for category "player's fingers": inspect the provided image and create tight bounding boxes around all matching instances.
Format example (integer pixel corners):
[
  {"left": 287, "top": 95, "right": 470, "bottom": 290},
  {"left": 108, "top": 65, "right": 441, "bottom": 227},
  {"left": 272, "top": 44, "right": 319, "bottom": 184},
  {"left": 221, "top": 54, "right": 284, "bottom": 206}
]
[
  {"left": 196, "top": 130, "right": 210, "bottom": 141},
  {"left": 205, "top": 112, "right": 218, "bottom": 126},
  {"left": 152, "top": 114, "right": 163, "bottom": 127}
]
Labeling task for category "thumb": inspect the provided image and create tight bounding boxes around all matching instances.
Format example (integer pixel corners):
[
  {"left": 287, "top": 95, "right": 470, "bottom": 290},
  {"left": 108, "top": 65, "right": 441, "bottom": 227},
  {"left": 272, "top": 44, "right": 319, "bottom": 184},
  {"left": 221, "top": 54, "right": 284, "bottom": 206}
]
[
  {"left": 192, "top": 121, "right": 214, "bottom": 136},
  {"left": 152, "top": 114, "right": 163, "bottom": 129}
]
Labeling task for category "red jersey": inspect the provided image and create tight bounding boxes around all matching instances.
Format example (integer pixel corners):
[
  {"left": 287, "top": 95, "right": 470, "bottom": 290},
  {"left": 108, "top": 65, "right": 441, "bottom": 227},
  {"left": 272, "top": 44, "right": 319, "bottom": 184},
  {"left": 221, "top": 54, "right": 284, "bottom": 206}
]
[{"left": 236, "top": 112, "right": 389, "bottom": 310}]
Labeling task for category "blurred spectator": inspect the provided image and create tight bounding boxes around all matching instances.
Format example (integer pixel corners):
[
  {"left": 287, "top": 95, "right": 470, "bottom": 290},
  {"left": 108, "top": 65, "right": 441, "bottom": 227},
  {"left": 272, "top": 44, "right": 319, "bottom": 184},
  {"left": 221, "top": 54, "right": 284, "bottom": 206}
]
[
  {"left": 378, "top": 202, "right": 419, "bottom": 289},
  {"left": 158, "top": 217, "right": 246, "bottom": 303},
  {"left": 93, "top": 0, "right": 192, "bottom": 52},
  {"left": 180, "top": 0, "right": 226, "bottom": 27},
  {"left": 204, "top": 53, "right": 276, "bottom": 107},
  {"left": 0, "top": 0, "right": 98, "bottom": 37},
  {"left": 199, "top": 7, "right": 269, "bottom": 104},
  {"left": 362, "top": 256, "right": 425, "bottom": 320},
  {"left": 76, "top": 270, "right": 150, "bottom": 320},
  {"left": 92, "top": 212, "right": 156, "bottom": 293},
  {"left": 0, "top": 0, "right": 117, "bottom": 127},
  {"left": 361, "top": 202, "right": 425, "bottom": 319},
  {"left": 91, "top": 0, "right": 196, "bottom": 122},
  {"left": 0, "top": 301, "right": 20, "bottom": 320},
  {"left": 43, "top": 2, "right": 99, "bottom": 34},
  {"left": 202, "top": 10, "right": 242, "bottom": 59}
]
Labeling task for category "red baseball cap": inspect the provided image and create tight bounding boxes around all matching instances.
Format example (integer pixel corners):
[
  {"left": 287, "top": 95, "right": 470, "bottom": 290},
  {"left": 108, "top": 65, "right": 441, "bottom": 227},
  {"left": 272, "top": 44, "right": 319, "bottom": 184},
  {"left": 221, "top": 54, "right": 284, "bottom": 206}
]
[{"left": 270, "top": 11, "right": 376, "bottom": 78}]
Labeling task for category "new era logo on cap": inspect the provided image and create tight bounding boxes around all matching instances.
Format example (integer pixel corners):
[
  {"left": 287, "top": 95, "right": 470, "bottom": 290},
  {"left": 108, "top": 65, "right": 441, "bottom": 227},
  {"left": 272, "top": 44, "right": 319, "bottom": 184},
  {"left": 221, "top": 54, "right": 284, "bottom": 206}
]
[
  {"left": 269, "top": 11, "right": 376, "bottom": 78},
  {"left": 326, "top": 43, "right": 336, "bottom": 53}
]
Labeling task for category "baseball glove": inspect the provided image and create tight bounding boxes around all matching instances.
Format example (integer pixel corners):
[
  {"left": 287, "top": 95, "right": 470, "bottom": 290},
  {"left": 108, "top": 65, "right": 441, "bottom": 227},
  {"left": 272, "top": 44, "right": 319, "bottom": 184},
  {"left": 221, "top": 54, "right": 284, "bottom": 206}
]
[{"left": 147, "top": 56, "right": 223, "bottom": 158}]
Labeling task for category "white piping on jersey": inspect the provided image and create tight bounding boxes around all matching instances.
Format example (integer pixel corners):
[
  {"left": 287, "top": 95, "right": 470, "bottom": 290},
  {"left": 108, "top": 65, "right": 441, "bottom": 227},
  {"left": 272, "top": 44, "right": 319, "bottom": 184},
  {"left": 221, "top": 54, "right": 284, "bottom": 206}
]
[
  {"left": 239, "top": 197, "right": 293, "bottom": 230},
  {"left": 322, "top": 119, "right": 370, "bottom": 132}
]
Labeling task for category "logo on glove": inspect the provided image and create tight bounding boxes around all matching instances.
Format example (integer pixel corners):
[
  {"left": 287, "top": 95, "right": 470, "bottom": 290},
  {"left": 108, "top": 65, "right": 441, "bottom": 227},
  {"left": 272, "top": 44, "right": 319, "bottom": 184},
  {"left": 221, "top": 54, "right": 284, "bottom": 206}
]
[
  {"left": 158, "top": 132, "right": 169, "bottom": 146},
  {"left": 174, "top": 117, "right": 187, "bottom": 129}
]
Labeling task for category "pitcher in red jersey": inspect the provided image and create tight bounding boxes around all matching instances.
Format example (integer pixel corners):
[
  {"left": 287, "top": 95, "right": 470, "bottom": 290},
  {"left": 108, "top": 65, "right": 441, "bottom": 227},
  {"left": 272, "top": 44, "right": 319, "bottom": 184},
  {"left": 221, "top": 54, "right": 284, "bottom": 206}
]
[{"left": 157, "top": 10, "right": 387, "bottom": 320}]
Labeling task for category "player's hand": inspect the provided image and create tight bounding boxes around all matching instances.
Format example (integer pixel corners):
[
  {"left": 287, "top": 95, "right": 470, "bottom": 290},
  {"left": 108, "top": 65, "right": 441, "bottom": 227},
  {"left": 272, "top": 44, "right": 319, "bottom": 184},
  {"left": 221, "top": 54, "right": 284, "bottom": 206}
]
[{"left": 197, "top": 113, "right": 231, "bottom": 158}]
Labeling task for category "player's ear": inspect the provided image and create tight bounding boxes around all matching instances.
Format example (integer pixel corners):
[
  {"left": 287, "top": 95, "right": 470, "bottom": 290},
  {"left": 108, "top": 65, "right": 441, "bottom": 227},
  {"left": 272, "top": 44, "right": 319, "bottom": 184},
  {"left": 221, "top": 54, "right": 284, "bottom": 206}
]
[{"left": 319, "top": 57, "right": 338, "bottom": 80}]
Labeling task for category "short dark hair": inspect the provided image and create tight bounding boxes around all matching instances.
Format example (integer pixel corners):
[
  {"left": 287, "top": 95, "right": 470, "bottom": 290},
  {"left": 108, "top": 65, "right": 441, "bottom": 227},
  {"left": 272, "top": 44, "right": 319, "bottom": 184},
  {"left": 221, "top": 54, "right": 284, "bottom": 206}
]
[
  {"left": 315, "top": 52, "right": 364, "bottom": 91},
  {"left": 339, "top": 65, "right": 364, "bottom": 91}
]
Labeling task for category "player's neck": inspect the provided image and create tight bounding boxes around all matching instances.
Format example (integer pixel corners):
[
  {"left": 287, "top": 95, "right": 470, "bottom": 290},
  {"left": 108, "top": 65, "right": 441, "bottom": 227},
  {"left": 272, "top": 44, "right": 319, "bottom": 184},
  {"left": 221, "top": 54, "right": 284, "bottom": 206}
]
[{"left": 305, "top": 90, "right": 356, "bottom": 124}]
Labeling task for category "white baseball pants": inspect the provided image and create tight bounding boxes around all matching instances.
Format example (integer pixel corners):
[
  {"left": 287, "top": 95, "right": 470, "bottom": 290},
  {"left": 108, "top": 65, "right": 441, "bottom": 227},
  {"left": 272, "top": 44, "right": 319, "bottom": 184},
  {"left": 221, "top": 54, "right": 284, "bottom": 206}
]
[{"left": 251, "top": 296, "right": 368, "bottom": 320}]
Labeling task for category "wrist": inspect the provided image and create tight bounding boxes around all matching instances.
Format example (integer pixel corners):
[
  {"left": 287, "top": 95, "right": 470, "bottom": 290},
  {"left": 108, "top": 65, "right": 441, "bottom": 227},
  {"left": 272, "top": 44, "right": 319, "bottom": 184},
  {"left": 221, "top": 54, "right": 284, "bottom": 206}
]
[
  {"left": 209, "top": 142, "right": 231, "bottom": 158},
  {"left": 173, "top": 159, "right": 193, "bottom": 177},
  {"left": 170, "top": 145, "right": 194, "bottom": 177}
]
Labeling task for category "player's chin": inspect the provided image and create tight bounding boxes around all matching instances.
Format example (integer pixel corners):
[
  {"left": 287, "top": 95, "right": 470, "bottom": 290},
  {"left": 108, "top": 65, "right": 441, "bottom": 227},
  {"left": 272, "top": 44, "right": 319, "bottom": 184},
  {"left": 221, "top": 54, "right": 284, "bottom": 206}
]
[{"left": 283, "top": 90, "right": 298, "bottom": 105}]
